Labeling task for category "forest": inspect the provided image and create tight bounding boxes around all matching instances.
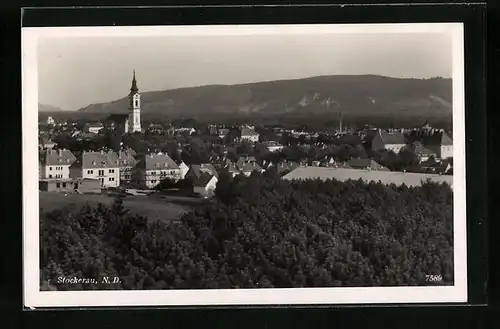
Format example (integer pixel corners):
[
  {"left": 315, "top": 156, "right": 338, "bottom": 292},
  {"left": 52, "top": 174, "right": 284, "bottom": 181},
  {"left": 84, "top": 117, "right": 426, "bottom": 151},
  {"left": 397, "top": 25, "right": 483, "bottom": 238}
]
[{"left": 40, "top": 172, "right": 454, "bottom": 290}]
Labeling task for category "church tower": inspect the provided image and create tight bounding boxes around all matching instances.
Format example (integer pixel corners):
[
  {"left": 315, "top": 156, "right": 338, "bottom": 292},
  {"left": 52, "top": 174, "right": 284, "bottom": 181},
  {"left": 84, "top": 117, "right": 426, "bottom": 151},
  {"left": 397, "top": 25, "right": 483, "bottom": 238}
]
[{"left": 128, "top": 70, "right": 142, "bottom": 133}]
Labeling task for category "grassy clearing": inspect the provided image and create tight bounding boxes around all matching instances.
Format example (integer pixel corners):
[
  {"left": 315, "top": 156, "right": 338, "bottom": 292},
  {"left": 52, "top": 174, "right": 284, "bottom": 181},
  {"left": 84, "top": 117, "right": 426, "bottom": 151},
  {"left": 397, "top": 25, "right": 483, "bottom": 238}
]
[{"left": 39, "top": 192, "right": 194, "bottom": 223}]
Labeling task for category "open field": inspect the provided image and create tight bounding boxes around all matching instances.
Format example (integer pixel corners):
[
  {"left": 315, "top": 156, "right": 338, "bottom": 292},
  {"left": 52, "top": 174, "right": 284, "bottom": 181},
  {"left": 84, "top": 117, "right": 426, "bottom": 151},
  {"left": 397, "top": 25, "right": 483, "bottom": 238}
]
[
  {"left": 283, "top": 167, "right": 453, "bottom": 188},
  {"left": 39, "top": 192, "right": 198, "bottom": 223}
]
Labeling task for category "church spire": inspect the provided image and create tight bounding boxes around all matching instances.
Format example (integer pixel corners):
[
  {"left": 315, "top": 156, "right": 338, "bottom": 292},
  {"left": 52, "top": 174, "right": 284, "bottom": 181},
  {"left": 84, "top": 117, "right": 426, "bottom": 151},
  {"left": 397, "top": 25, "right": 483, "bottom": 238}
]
[{"left": 130, "top": 70, "right": 138, "bottom": 94}]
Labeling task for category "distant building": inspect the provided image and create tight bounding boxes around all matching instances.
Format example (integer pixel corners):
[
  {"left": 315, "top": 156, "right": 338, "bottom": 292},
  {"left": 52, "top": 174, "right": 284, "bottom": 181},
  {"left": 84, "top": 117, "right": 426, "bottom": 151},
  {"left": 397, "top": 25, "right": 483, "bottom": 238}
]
[
  {"left": 409, "top": 141, "right": 437, "bottom": 162},
  {"left": 147, "top": 123, "right": 165, "bottom": 134},
  {"left": 422, "top": 131, "right": 453, "bottom": 160},
  {"left": 70, "top": 151, "right": 120, "bottom": 188},
  {"left": 262, "top": 140, "right": 284, "bottom": 152},
  {"left": 39, "top": 178, "right": 101, "bottom": 194},
  {"left": 111, "top": 150, "right": 138, "bottom": 186},
  {"left": 235, "top": 156, "right": 263, "bottom": 176},
  {"left": 218, "top": 128, "right": 230, "bottom": 139},
  {"left": 185, "top": 163, "right": 219, "bottom": 181},
  {"left": 240, "top": 125, "right": 260, "bottom": 143},
  {"left": 370, "top": 129, "right": 406, "bottom": 153},
  {"left": 192, "top": 174, "right": 218, "bottom": 198},
  {"left": 83, "top": 122, "right": 104, "bottom": 134},
  {"left": 39, "top": 149, "right": 76, "bottom": 179},
  {"left": 178, "top": 161, "right": 189, "bottom": 180},
  {"left": 104, "top": 71, "right": 142, "bottom": 134},
  {"left": 128, "top": 70, "right": 142, "bottom": 133},
  {"left": 135, "top": 152, "right": 181, "bottom": 189},
  {"left": 46, "top": 116, "right": 55, "bottom": 126},
  {"left": 275, "top": 161, "right": 300, "bottom": 174},
  {"left": 219, "top": 159, "right": 240, "bottom": 178},
  {"left": 38, "top": 135, "right": 56, "bottom": 150}
]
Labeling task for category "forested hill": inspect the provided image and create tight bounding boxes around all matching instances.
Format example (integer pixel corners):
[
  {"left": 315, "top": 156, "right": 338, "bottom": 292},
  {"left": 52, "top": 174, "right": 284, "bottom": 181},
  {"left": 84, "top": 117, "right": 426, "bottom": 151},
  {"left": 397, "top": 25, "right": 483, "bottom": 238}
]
[{"left": 77, "top": 75, "right": 452, "bottom": 118}]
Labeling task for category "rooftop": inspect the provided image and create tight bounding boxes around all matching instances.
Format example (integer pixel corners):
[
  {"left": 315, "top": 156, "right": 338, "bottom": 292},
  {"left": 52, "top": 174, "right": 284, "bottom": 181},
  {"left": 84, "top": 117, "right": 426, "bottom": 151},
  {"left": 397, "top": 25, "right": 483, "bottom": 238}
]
[
  {"left": 70, "top": 151, "right": 121, "bottom": 169},
  {"left": 39, "top": 149, "right": 76, "bottom": 166},
  {"left": 136, "top": 153, "right": 179, "bottom": 171}
]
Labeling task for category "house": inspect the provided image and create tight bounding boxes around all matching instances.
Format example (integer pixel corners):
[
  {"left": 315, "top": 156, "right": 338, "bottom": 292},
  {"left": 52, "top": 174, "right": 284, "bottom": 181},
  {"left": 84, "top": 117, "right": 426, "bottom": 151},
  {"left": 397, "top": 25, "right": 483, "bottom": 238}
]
[
  {"left": 276, "top": 161, "right": 300, "bottom": 174},
  {"left": 262, "top": 141, "right": 284, "bottom": 152},
  {"left": 115, "top": 150, "right": 138, "bottom": 185},
  {"left": 192, "top": 174, "right": 218, "bottom": 198},
  {"left": 38, "top": 136, "right": 56, "bottom": 150},
  {"left": 422, "top": 131, "right": 453, "bottom": 160},
  {"left": 409, "top": 141, "right": 437, "bottom": 162},
  {"left": 237, "top": 161, "right": 264, "bottom": 177},
  {"left": 219, "top": 160, "right": 240, "bottom": 178},
  {"left": 185, "top": 163, "right": 219, "bottom": 181},
  {"left": 236, "top": 156, "right": 257, "bottom": 168},
  {"left": 147, "top": 123, "right": 166, "bottom": 134},
  {"left": 46, "top": 116, "right": 55, "bottom": 126},
  {"left": 39, "top": 149, "right": 77, "bottom": 179},
  {"left": 83, "top": 122, "right": 104, "bottom": 134},
  {"left": 322, "top": 156, "right": 336, "bottom": 167},
  {"left": 240, "top": 125, "right": 260, "bottom": 143},
  {"left": 347, "top": 158, "right": 389, "bottom": 171},
  {"left": 69, "top": 151, "right": 120, "bottom": 188},
  {"left": 135, "top": 152, "right": 181, "bottom": 189},
  {"left": 369, "top": 129, "right": 407, "bottom": 153},
  {"left": 178, "top": 161, "right": 189, "bottom": 179},
  {"left": 39, "top": 178, "right": 101, "bottom": 194}
]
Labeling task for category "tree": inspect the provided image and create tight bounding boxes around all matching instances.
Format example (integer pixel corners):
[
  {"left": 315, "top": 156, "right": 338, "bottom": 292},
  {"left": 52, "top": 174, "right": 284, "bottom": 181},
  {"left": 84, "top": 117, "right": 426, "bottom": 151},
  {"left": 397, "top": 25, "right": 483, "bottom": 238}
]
[{"left": 40, "top": 174, "right": 454, "bottom": 290}]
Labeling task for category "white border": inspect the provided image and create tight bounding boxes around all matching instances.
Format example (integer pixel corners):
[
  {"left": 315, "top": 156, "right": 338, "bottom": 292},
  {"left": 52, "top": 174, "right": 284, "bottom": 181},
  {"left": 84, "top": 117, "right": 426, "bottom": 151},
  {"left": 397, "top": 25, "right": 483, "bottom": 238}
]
[{"left": 22, "top": 23, "right": 466, "bottom": 308}]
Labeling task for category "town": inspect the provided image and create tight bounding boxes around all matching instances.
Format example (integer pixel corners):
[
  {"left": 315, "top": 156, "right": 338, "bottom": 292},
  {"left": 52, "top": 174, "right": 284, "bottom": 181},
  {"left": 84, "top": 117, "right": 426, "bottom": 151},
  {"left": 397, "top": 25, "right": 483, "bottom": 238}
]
[{"left": 38, "top": 72, "right": 454, "bottom": 200}]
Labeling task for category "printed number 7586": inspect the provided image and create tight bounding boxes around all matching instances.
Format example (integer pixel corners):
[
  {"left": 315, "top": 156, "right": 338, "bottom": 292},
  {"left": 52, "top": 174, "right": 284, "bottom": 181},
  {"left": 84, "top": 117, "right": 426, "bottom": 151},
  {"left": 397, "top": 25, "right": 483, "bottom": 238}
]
[{"left": 426, "top": 275, "right": 443, "bottom": 282}]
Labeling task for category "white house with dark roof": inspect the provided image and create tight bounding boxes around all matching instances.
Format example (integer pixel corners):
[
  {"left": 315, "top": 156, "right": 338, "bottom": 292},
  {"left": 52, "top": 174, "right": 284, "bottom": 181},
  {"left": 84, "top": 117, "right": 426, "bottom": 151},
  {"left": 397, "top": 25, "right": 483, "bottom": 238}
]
[
  {"left": 178, "top": 161, "right": 189, "bottom": 180},
  {"left": 240, "top": 125, "right": 260, "bottom": 143},
  {"left": 135, "top": 152, "right": 181, "bottom": 189},
  {"left": 69, "top": 151, "right": 120, "bottom": 188},
  {"left": 39, "top": 149, "right": 77, "bottom": 179},
  {"left": 193, "top": 174, "right": 218, "bottom": 198},
  {"left": 422, "top": 131, "right": 453, "bottom": 160},
  {"left": 185, "top": 163, "right": 218, "bottom": 181},
  {"left": 84, "top": 122, "right": 104, "bottom": 134},
  {"left": 369, "top": 129, "right": 407, "bottom": 153}
]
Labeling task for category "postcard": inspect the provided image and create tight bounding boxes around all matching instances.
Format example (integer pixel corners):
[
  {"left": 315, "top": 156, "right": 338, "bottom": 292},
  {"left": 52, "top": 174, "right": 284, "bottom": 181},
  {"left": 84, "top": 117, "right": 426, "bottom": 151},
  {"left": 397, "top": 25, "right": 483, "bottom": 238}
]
[{"left": 22, "top": 23, "right": 466, "bottom": 308}]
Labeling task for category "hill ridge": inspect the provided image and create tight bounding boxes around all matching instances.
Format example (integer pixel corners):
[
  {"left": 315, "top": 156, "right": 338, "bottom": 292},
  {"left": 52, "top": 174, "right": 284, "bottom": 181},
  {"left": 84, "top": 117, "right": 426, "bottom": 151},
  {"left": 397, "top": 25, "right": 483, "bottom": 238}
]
[{"left": 77, "top": 74, "right": 452, "bottom": 117}]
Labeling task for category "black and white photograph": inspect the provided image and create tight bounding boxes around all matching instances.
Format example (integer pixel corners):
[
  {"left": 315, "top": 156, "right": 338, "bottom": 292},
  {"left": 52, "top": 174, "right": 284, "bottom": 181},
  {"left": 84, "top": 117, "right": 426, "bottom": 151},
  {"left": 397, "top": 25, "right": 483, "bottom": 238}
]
[{"left": 22, "top": 23, "right": 466, "bottom": 307}]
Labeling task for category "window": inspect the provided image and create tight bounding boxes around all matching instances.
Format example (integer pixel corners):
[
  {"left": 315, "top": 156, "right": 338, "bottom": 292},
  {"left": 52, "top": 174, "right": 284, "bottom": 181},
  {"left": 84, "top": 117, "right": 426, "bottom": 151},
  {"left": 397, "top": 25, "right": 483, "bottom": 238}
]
[
  {"left": 49, "top": 174, "right": 52, "bottom": 178},
  {"left": 62, "top": 182, "right": 67, "bottom": 188},
  {"left": 87, "top": 170, "right": 93, "bottom": 174},
  {"left": 56, "top": 182, "right": 61, "bottom": 188},
  {"left": 49, "top": 167, "right": 52, "bottom": 171},
  {"left": 98, "top": 169, "right": 104, "bottom": 176},
  {"left": 109, "top": 169, "right": 114, "bottom": 173},
  {"left": 135, "top": 99, "right": 139, "bottom": 107},
  {"left": 109, "top": 177, "right": 115, "bottom": 182}
]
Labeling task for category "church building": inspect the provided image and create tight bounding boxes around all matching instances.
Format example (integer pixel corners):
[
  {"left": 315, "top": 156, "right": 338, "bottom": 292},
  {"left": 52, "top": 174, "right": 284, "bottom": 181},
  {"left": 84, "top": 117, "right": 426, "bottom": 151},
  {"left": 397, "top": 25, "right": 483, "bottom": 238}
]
[{"left": 105, "top": 70, "right": 142, "bottom": 134}]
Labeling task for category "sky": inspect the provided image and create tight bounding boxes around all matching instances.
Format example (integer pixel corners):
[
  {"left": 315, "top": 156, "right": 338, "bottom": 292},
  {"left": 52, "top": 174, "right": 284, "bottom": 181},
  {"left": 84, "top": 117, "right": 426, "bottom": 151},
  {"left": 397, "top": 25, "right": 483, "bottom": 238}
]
[{"left": 37, "top": 32, "right": 453, "bottom": 111}]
